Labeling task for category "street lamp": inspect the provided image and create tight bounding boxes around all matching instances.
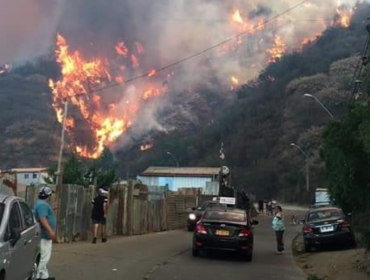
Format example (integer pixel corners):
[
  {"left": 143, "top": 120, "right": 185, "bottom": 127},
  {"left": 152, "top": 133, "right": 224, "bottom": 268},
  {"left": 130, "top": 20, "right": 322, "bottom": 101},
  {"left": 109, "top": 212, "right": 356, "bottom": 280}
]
[
  {"left": 304, "top": 94, "right": 334, "bottom": 119},
  {"left": 290, "top": 143, "right": 310, "bottom": 192},
  {"left": 166, "top": 151, "right": 179, "bottom": 167}
]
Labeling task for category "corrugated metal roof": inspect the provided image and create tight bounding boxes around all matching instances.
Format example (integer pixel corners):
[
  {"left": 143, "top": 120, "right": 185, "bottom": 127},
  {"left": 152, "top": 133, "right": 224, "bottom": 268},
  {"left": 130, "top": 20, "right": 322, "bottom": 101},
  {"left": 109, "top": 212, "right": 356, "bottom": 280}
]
[
  {"left": 141, "top": 166, "right": 220, "bottom": 177},
  {"left": 10, "top": 168, "right": 48, "bottom": 173}
]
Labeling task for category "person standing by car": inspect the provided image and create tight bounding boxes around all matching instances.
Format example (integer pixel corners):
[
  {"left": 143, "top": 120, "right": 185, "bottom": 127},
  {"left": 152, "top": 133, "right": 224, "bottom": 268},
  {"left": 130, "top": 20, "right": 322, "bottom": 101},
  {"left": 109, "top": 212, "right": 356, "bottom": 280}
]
[
  {"left": 272, "top": 199, "right": 277, "bottom": 214},
  {"left": 258, "top": 200, "right": 264, "bottom": 214},
  {"left": 272, "top": 205, "right": 286, "bottom": 255},
  {"left": 34, "top": 186, "right": 58, "bottom": 280},
  {"left": 91, "top": 187, "right": 109, "bottom": 244},
  {"left": 267, "top": 200, "right": 273, "bottom": 216}
]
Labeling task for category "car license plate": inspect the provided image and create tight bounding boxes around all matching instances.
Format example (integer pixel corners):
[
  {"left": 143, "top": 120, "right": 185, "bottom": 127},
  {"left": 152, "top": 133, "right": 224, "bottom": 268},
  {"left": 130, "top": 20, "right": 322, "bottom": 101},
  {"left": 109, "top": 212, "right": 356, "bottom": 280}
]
[
  {"left": 215, "top": 230, "right": 230, "bottom": 236},
  {"left": 320, "top": 225, "right": 334, "bottom": 233}
]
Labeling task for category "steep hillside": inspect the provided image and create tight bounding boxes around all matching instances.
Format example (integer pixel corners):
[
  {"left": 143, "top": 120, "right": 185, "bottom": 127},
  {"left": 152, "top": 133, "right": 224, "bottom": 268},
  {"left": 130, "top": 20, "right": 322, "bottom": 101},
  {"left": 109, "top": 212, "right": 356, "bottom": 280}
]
[
  {"left": 1, "top": 3, "right": 370, "bottom": 205},
  {"left": 0, "top": 70, "right": 59, "bottom": 168},
  {"left": 121, "top": 4, "right": 370, "bottom": 202}
]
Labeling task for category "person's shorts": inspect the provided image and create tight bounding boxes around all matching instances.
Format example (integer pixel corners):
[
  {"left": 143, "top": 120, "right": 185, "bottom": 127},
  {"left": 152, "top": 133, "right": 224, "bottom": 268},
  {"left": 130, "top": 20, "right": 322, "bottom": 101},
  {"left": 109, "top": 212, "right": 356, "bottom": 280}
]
[{"left": 92, "top": 218, "right": 106, "bottom": 225}]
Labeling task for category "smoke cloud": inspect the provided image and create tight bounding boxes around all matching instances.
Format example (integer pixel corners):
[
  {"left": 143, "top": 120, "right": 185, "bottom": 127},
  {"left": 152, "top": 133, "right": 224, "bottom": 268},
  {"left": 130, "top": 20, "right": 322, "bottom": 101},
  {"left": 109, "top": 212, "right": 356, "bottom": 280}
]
[
  {"left": 0, "top": 0, "right": 362, "bottom": 154},
  {"left": 0, "top": 0, "right": 65, "bottom": 64}
]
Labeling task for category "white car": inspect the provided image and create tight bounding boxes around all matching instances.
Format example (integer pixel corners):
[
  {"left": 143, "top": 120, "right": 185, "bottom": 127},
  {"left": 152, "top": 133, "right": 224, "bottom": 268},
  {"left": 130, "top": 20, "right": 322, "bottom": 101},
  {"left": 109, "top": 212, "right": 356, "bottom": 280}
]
[{"left": 0, "top": 194, "right": 41, "bottom": 280}]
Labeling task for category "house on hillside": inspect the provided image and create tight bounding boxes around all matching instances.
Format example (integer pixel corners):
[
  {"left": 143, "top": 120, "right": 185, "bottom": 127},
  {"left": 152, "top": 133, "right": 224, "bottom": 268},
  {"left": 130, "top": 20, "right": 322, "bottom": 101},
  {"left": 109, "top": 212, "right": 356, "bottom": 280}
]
[
  {"left": 10, "top": 168, "right": 49, "bottom": 198},
  {"left": 12, "top": 168, "right": 49, "bottom": 185},
  {"left": 137, "top": 167, "right": 220, "bottom": 195}
]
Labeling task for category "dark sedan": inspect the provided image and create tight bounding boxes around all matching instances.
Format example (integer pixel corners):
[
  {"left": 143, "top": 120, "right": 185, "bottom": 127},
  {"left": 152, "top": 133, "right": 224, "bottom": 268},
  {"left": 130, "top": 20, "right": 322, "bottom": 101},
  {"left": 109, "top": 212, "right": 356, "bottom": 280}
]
[
  {"left": 192, "top": 208, "right": 258, "bottom": 261},
  {"left": 187, "top": 201, "right": 225, "bottom": 231},
  {"left": 302, "top": 207, "right": 356, "bottom": 252}
]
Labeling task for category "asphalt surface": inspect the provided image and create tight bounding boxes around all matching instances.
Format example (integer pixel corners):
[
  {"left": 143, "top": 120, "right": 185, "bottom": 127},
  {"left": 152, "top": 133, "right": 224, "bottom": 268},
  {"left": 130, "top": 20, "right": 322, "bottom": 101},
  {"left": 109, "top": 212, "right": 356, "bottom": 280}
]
[{"left": 50, "top": 207, "right": 307, "bottom": 280}]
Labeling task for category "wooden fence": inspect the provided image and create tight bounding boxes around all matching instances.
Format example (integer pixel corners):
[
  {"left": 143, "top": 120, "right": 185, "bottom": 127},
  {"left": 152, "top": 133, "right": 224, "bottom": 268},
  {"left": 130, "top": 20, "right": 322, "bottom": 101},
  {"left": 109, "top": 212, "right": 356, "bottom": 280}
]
[
  {"left": 26, "top": 184, "right": 94, "bottom": 242},
  {"left": 25, "top": 183, "right": 214, "bottom": 243}
]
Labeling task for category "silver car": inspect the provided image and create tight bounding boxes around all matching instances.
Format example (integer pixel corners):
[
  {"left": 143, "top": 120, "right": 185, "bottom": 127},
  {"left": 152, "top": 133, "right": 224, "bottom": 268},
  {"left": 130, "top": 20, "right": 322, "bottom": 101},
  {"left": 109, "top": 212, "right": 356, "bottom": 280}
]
[{"left": 0, "top": 194, "right": 41, "bottom": 280}]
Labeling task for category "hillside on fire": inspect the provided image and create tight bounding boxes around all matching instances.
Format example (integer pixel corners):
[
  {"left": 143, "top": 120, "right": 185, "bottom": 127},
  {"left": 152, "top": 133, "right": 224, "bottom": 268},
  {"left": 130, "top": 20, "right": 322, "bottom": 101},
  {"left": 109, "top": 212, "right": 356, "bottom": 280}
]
[
  {"left": 0, "top": 0, "right": 368, "bottom": 201},
  {"left": 116, "top": 3, "right": 370, "bottom": 202}
]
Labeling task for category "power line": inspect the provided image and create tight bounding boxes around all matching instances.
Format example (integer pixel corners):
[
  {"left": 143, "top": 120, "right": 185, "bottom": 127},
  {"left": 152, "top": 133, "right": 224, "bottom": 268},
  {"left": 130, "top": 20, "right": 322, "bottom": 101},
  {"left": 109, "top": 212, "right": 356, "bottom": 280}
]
[
  {"left": 73, "top": 0, "right": 310, "bottom": 97},
  {"left": 117, "top": 13, "right": 333, "bottom": 24}
]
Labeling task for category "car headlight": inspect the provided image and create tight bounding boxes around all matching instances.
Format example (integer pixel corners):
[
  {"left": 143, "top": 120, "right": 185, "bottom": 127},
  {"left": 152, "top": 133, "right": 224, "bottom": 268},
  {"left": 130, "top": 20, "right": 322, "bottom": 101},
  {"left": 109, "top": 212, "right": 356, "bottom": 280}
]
[{"left": 189, "top": 214, "right": 196, "bottom": 220}]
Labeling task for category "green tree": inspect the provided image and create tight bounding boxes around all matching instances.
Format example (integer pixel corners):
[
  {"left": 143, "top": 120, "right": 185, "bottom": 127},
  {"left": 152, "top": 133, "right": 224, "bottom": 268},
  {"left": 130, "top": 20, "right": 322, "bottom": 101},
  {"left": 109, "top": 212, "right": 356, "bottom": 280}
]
[
  {"left": 94, "top": 147, "right": 117, "bottom": 188},
  {"left": 322, "top": 104, "right": 370, "bottom": 249},
  {"left": 63, "top": 155, "right": 88, "bottom": 185}
]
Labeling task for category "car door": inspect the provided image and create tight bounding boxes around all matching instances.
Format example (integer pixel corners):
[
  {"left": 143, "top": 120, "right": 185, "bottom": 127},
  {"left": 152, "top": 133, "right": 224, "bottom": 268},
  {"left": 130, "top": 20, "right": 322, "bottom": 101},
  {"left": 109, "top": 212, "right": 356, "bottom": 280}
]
[
  {"left": 4, "top": 201, "right": 27, "bottom": 280},
  {"left": 19, "top": 201, "right": 40, "bottom": 278}
]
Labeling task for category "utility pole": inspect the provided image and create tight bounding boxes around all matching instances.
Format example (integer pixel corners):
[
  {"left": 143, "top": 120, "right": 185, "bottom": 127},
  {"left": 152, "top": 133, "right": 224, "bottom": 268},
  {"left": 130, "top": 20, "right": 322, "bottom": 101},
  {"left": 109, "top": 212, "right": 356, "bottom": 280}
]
[
  {"left": 306, "top": 161, "right": 310, "bottom": 193},
  {"left": 290, "top": 143, "right": 310, "bottom": 192},
  {"left": 55, "top": 101, "right": 69, "bottom": 196}
]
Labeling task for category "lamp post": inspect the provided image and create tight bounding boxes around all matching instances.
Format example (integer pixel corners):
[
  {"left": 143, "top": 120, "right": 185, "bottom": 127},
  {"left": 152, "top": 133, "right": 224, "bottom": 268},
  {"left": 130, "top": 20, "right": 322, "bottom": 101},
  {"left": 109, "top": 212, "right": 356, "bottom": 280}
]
[
  {"left": 303, "top": 94, "right": 334, "bottom": 119},
  {"left": 290, "top": 143, "right": 310, "bottom": 192},
  {"left": 166, "top": 151, "right": 179, "bottom": 167}
]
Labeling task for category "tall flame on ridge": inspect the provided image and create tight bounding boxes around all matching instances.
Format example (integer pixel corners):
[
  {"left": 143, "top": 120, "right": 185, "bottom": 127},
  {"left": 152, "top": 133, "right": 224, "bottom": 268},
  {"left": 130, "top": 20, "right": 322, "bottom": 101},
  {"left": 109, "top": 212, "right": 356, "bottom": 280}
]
[{"left": 49, "top": 34, "right": 166, "bottom": 159}]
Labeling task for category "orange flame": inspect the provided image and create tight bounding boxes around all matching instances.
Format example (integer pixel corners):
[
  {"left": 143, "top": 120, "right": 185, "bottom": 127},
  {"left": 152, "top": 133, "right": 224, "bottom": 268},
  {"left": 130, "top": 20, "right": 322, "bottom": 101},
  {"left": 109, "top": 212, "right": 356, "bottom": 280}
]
[
  {"left": 140, "top": 143, "right": 154, "bottom": 151},
  {"left": 148, "top": 70, "right": 156, "bottom": 77},
  {"left": 115, "top": 42, "right": 129, "bottom": 57},
  {"left": 232, "top": 10, "right": 244, "bottom": 24},
  {"left": 131, "top": 54, "right": 139, "bottom": 69},
  {"left": 231, "top": 76, "right": 239, "bottom": 85},
  {"left": 301, "top": 33, "right": 321, "bottom": 49},
  {"left": 334, "top": 7, "right": 353, "bottom": 28},
  {"left": 49, "top": 34, "right": 132, "bottom": 159},
  {"left": 267, "top": 35, "right": 286, "bottom": 63},
  {"left": 115, "top": 76, "right": 124, "bottom": 84},
  {"left": 49, "top": 34, "right": 167, "bottom": 159},
  {"left": 66, "top": 118, "right": 75, "bottom": 128},
  {"left": 143, "top": 88, "right": 160, "bottom": 100}
]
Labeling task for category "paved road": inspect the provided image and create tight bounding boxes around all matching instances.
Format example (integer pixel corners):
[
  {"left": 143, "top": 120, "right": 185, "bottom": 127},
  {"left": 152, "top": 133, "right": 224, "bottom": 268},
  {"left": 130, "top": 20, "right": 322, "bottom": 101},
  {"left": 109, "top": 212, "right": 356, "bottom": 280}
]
[{"left": 50, "top": 209, "right": 307, "bottom": 280}]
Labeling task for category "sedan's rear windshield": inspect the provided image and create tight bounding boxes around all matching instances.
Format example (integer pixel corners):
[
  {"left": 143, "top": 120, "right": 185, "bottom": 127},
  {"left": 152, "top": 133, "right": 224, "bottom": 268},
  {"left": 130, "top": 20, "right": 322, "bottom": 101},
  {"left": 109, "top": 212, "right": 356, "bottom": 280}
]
[
  {"left": 0, "top": 203, "right": 4, "bottom": 226},
  {"left": 197, "top": 202, "right": 221, "bottom": 211},
  {"left": 308, "top": 209, "right": 343, "bottom": 222},
  {"left": 204, "top": 211, "right": 246, "bottom": 222}
]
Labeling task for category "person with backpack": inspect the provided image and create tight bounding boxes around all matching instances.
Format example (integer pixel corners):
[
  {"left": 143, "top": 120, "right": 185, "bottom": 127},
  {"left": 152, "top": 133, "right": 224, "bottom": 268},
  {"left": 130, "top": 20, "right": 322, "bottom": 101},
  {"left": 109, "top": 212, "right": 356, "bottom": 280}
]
[
  {"left": 272, "top": 205, "right": 286, "bottom": 255},
  {"left": 91, "top": 187, "right": 109, "bottom": 244}
]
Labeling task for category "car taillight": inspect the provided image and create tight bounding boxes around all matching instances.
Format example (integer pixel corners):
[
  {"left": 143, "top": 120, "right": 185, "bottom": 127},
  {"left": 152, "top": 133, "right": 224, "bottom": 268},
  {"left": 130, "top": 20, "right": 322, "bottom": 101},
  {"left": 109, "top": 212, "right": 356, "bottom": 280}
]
[
  {"left": 239, "top": 228, "right": 252, "bottom": 237},
  {"left": 195, "top": 224, "right": 207, "bottom": 235},
  {"left": 341, "top": 220, "right": 350, "bottom": 228},
  {"left": 303, "top": 226, "right": 313, "bottom": 234}
]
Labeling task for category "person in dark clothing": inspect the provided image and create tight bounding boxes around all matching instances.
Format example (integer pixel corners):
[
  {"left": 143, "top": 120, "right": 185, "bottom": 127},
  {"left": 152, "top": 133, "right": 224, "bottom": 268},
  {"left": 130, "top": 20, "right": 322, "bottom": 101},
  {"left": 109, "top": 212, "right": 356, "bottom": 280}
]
[
  {"left": 244, "top": 195, "right": 250, "bottom": 211},
  {"left": 258, "top": 200, "right": 264, "bottom": 213},
  {"left": 91, "top": 187, "right": 109, "bottom": 244}
]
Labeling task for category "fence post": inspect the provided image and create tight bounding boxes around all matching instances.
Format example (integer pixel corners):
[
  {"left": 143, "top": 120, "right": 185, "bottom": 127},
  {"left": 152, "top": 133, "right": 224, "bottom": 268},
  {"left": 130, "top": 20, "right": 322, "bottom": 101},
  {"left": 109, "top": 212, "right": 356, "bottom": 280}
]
[{"left": 127, "top": 180, "right": 134, "bottom": 236}]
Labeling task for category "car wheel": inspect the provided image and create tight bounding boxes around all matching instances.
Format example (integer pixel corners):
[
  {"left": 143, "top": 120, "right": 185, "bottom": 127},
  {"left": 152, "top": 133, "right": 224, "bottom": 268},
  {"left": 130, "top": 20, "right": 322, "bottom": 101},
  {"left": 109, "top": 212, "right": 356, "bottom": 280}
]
[
  {"left": 192, "top": 247, "right": 200, "bottom": 257},
  {"left": 187, "top": 227, "right": 193, "bottom": 232},
  {"left": 0, "top": 270, "right": 5, "bottom": 280},
  {"left": 244, "top": 251, "right": 253, "bottom": 262},
  {"left": 349, "top": 238, "right": 357, "bottom": 249},
  {"left": 27, "top": 258, "right": 39, "bottom": 280},
  {"left": 304, "top": 242, "right": 312, "bottom": 253}
]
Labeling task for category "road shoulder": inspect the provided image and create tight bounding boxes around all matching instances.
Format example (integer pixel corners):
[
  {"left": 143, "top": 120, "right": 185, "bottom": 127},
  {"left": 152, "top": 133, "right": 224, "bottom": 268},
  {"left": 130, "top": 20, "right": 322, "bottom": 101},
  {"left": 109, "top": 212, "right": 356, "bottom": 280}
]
[{"left": 293, "top": 233, "right": 369, "bottom": 280}]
